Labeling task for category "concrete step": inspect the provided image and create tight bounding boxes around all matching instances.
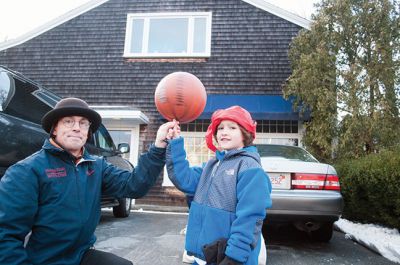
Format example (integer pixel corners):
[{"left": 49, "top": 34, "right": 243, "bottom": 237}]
[{"left": 132, "top": 204, "right": 188, "bottom": 213}]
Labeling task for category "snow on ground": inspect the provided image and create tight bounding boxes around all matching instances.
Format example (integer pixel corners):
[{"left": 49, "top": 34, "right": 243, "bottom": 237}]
[{"left": 335, "top": 218, "right": 400, "bottom": 264}]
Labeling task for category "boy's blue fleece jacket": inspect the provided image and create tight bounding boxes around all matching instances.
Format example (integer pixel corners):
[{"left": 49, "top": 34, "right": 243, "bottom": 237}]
[
  {"left": 166, "top": 137, "right": 272, "bottom": 265},
  {"left": 0, "top": 139, "right": 165, "bottom": 265}
]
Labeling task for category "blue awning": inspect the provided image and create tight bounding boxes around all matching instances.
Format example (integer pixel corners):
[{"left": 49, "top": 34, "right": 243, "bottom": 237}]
[{"left": 198, "top": 95, "right": 307, "bottom": 120}]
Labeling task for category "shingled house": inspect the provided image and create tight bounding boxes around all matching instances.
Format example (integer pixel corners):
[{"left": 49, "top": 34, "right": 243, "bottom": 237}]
[{"left": 0, "top": 0, "right": 310, "bottom": 207}]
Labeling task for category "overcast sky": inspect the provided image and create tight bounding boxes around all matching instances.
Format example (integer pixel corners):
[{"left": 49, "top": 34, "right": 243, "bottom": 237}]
[{"left": 0, "top": 0, "right": 319, "bottom": 43}]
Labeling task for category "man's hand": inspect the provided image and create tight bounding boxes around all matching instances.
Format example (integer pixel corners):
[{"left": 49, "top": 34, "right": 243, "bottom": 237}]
[{"left": 155, "top": 120, "right": 180, "bottom": 148}]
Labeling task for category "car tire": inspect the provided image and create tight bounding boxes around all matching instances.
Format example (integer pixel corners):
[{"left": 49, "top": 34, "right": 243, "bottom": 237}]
[
  {"left": 310, "top": 221, "right": 333, "bottom": 242},
  {"left": 112, "top": 198, "right": 132, "bottom": 218}
]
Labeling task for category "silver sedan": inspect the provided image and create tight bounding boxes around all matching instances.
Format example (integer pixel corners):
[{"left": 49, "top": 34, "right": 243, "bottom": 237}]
[{"left": 257, "top": 144, "right": 343, "bottom": 242}]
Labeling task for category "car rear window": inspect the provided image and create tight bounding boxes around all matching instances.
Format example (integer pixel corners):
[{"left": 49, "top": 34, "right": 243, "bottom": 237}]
[{"left": 256, "top": 144, "right": 318, "bottom": 162}]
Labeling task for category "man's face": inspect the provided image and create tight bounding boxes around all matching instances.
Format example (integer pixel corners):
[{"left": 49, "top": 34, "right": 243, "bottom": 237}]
[{"left": 53, "top": 116, "right": 90, "bottom": 154}]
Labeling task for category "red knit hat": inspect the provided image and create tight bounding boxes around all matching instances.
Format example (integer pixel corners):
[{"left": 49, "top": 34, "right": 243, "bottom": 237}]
[{"left": 205, "top": 106, "right": 256, "bottom": 152}]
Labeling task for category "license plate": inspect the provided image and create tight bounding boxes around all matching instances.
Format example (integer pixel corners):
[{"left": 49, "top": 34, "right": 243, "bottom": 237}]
[{"left": 268, "top": 172, "right": 291, "bottom": 189}]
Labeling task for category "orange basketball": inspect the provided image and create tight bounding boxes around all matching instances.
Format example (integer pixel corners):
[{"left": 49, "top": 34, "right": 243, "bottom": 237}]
[{"left": 154, "top": 72, "right": 207, "bottom": 123}]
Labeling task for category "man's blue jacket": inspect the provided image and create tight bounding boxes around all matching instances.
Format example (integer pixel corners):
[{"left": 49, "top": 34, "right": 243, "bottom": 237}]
[{"left": 0, "top": 139, "right": 165, "bottom": 265}]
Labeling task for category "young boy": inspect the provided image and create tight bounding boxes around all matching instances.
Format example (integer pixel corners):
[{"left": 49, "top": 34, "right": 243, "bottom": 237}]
[{"left": 166, "top": 106, "right": 272, "bottom": 265}]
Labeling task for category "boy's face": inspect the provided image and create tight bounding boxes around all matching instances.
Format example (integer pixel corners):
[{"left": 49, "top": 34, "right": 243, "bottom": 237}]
[{"left": 216, "top": 120, "right": 244, "bottom": 151}]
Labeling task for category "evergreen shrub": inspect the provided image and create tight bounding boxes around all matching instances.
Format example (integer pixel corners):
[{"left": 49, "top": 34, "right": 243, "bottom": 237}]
[{"left": 335, "top": 148, "right": 400, "bottom": 229}]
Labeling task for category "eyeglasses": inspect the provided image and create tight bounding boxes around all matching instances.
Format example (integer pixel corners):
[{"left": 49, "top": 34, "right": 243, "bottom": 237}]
[{"left": 62, "top": 118, "right": 91, "bottom": 130}]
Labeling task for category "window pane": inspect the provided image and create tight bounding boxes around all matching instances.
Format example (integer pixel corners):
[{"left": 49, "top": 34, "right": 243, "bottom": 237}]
[
  {"left": 0, "top": 72, "right": 12, "bottom": 111},
  {"left": 284, "top": 122, "right": 289, "bottom": 133},
  {"left": 291, "top": 120, "right": 298, "bottom": 133},
  {"left": 182, "top": 134, "right": 213, "bottom": 166},
  {"left": 193, "top": 17, "right": 206, "bottom": 53},
  {"left": 109, "top": 130, "right": 131, "bottom": 144},
  {"left": 254, "top": 138, "right": 299, "bottom": 146},
  {"left": 256, "top": 143, "right": 314, "bottom": 160},
  {"left": 180, "top": 124, "right": 188, "bottom": 131},
  {"left": 131, "top": 19, "right": 144, "bottom": 53},
  {"left": 109, "top": 130, "right": 131, "bottom": 160},
  {"left": 180, "top": 119, "right": 210, "bottom": 132},
  {"left": 195, "top": 123, "right": 203, "bottom": 131},
  {"left": 4, "top": 78, "right": 50, "bottom": 124},
  {"left": 96, "top": 126, "right": 115, "bottom": 151},
  {"left": 34, "top": 90, "right": 60, "bottom": 108},
  {"left": 148, "top": 18, "right": 188, "bottom": 53},
  {"left": 256, "top": 122, "right": 263, "bottom": 133},
  {"left": 270, "top": 120, "right": 277, "bottom": 133}
]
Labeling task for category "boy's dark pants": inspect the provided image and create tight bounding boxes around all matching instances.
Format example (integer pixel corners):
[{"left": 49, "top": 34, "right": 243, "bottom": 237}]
[{"left": 80, "top": 249, "right": 133, "bottom": 265}]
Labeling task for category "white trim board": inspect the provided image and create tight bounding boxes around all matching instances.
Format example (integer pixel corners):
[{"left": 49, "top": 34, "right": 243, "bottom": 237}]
[{"left": 92, "top": 105, "right": 150, "bottom": 125}]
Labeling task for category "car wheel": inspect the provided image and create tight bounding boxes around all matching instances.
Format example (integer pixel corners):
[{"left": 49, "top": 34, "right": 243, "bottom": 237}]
[
  {"left": 112, "top": 198, "right": 132, "bottom": 218},
  {"left": 310, "top": 221, "right": 333, "bottom": 242}
]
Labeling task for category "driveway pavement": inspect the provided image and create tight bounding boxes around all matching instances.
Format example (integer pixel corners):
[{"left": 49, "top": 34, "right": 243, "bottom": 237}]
[
  {"left": 95, "top": 209, "right": 397, "bottom": 265},
  {"left": 95, "top": 210, "right": 188, "bottom": 265}
]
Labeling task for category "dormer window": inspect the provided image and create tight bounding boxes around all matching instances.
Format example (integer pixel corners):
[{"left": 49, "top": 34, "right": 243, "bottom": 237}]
[{"left": 124, "top": 12, "right": 212, "bottom": 58}]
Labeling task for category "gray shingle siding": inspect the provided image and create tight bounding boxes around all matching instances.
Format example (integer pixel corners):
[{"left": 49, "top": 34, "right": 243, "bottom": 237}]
[{"left": 0, "top": 0, "right": 302, "bottom": 147}]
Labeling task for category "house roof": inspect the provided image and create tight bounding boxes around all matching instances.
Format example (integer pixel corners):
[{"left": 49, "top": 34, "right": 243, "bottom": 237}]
[
  {"left": 0, "top": 0, "right": 310, "bottom": 51},
  {"left": 0, "top": 0, "right": 108, "bottom": 51},
  {"left": 243, "top": 0, "right": 311, "bottom": 29}
]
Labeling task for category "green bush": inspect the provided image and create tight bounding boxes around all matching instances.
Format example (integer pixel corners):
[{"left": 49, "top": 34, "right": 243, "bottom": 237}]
[{"left": 335, "top": 148, "right": 400, "bottom": 229}]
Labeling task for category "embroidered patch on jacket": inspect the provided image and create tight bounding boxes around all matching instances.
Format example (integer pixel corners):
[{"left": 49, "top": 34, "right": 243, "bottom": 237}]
[
  {"left": 45, "top": 167, "right": 67, "bottom": 178},
  {"left": 86, "top": 169, "right": 95, "bottom": 176},
  {"left": 225, "top": 169, "right": 235, "bottom": 176}
]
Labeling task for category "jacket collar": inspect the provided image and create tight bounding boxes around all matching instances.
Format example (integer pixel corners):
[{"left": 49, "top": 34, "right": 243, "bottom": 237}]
[
  {"left": 43, "top": 138, "right": 96, "bottom": 162},
  {"left": 215, "top": 145, "right": 260, "bottom": 162}
]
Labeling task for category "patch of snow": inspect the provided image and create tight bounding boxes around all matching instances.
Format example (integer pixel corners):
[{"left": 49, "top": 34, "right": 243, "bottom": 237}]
[
  {"left": 131, "top": 209, "right": 188, "bottom": 216},
  {"left": 335, "top": 218, "right": 400, "bottom": 263},
  {"left": 95, "top": 236, "right": 139, "bottom": 250}
]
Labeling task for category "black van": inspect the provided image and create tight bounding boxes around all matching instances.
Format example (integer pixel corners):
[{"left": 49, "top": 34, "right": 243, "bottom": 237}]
[{"left": 0, "top": 65, "right": 132, "bottom": 218}]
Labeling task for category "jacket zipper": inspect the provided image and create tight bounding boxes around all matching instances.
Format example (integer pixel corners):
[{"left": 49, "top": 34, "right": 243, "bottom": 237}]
[
  {"left": 197, "top": 160, "right": 220, "bottom": 254},
  {"left": 73, "top": 162, "right": 84, "bottom": 226}
]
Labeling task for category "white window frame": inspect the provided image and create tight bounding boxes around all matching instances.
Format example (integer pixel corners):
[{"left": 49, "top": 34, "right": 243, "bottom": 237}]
[{"left": 123, "top": 12, "right": 212, "bottom": 58}]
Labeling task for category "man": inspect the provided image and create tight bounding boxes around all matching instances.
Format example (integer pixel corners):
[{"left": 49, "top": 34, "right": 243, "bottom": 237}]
[{"left": 0, "top": 97, "right": 176, "bottom": 265}]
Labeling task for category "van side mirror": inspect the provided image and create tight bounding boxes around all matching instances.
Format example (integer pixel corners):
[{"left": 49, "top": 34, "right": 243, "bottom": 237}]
[{"left": 117, "top": 143, "right": 130, "bottom": 154}]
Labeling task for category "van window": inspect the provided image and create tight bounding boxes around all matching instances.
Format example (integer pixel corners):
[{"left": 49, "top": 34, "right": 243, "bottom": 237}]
[
  {"left": 2, "top": 76, "right": 52, "bottom": 124},
  {"left": 0, "top": 71, "right": 14, "bottom": 111},
  {"left": 95, "top": 125, "right": 116, "bottom": 151}
]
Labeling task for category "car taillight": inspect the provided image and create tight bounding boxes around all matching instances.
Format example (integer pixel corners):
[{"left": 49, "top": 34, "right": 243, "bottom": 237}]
[
  {"left": 291, "top": 174, "right": 340, "bottom": 191},
  {"left": 324, "top": 175, "right": 341, "bottom": 190}
]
